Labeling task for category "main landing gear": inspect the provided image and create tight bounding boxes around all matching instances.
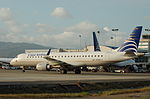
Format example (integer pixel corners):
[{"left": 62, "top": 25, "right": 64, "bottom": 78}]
[
  {"left": 21, "top": 66, "right": 25, "bottom": 72},
  {"left": 74, "top": 68, "right": 81, "bottom": 74},
  {"left": 60, "top": 67, "right": 81, "bottom": 74},
  {"left": 60, "top": 69, "right": 68, "bottom": 74}
]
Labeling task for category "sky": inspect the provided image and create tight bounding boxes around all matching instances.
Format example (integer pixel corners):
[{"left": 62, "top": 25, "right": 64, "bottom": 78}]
[{"left": 0, "top": 0, "right": 149, "bottom": 48}]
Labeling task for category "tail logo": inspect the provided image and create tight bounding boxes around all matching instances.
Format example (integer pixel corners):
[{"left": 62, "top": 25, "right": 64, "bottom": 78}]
[{"left": 117, "top": 26, "right": 142, "bottom": 52}]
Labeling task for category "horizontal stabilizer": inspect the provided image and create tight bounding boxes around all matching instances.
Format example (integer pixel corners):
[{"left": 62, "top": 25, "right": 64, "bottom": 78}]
[
  {"left": 124, "top": 51, "right": 136, "bottom": 57},
  {"left": 135, "top": 52, "right": 145, "bottom": 57}
]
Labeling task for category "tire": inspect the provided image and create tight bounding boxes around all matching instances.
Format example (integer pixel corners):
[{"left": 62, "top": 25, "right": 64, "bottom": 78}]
[
  {"left": 60, "top": 69, "right": 67, "bottom": 74},
  {"left": 75, "top": 69, "right": 81, "bottom": 74}
]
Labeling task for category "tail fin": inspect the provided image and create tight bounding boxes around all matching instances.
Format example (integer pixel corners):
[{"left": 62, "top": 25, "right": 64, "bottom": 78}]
[
  {"left": 117, "top": 26, "right": 142, "bottom": 52},
  {"left": 93, "top": 32, "right": 101, "bottom": 51},
  {"left": 46, "top": 49, "right": 51, "bottom": 55}
]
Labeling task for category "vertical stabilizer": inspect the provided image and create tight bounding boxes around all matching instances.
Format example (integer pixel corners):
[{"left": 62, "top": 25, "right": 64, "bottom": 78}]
[
  {"left": 93, "top": 32, "right": 101, "bottom": 51},
  {"left": 46, "top": 49, "right": 51, "bottom": 55},
  {"left": 117, "top": 26, "right": 142, "bottom": 52}
]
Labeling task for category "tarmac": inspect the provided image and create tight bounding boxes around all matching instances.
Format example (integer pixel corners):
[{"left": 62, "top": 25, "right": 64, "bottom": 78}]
[
  {"left": 0, "top": 69, "right": 150, "bottom": 94},
  {"left": 0, "top": 69, "right": 150, "bottom": 84}
]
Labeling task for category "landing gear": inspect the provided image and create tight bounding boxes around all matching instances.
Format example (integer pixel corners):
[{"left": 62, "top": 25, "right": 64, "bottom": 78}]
[
  {"left": 74, "top": 68, "right": 81, "bottom": 74},
  {"left": 60, "top": 67, "right": 81, "bottom": 74},
  {"left": 60, "top": 68, "right": 68, "bottom": 74},
  {"left": 22, "top": 66, "right": 25, "bottom": 72}
]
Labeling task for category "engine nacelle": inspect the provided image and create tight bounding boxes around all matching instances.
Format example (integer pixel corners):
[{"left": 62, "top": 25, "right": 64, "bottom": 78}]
[{"left": 36, "top": 62, "right": 52, "bottom": 71}]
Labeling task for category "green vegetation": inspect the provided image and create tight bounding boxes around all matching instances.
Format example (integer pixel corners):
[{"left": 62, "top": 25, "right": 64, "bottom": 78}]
[
  {"left": 0, "top": 92, "right": 89, "bottom": 98},
  {"left": 0, "top": 86, "right": 150, "bottom": 98},
  {"left": 98, "top": 86, "right": 150, "bottom": 96}
]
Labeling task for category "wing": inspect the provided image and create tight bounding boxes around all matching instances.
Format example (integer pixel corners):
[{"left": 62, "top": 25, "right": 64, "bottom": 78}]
[
  {"left": 0, "top": 58, "right": 13, "bottom": 64},
  {"left": 43, "top": 56, "right": 72, "bottom": 66}
]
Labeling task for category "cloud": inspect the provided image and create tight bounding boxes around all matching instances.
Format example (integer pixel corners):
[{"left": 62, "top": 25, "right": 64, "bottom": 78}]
[
  {"left": 104, "top": 31, "right": 127, "bottom": 47},
  {"left": 47, "top": 32, "right": 77, "bottom": 48},
  {"left": 0, "top": 8, "right": 25, "bottom": 33},
  {"left": 0, "top": 8, "right": 128, "bottom": 48},
  {"left": 51, "top": 7, "right": 72, "bottom": 18},
  {"left": 0, "top": 8, "right": 12, "bottom": 21},
  {"left": 65, "top": 21, "right": 98, "bottom": 33},
  {"left": 35, "top": 23, "right": 54, "bottom": 33},
  {"left": 36, "top": 22, "right": 126, "bottom": 48},
  {"left": 21, "top": 32, "right": 78, "bottom": 48}
]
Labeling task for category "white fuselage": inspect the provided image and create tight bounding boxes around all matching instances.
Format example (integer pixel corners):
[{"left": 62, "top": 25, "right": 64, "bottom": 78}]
[{"left": 10, "top": 51, "right": 134, "bottom": 67}]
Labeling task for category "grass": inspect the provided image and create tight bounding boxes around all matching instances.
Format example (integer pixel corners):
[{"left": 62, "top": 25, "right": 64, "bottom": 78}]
[
  {"left": 0, "top": 92, "right": 89, "bottom": 98},
  {"left": 98, "top": 86, "right": 150, "bottom": 96},
  {"left": 0, "top": 86, "right": 150, "bottom": 98}
]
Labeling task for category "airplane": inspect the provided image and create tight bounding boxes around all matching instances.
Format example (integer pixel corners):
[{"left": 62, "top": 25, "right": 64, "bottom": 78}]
[
  {"left": 92, "top": 31, "right": 135, "bottom": 67},
  {"left": 10, "top": 26, "right": 144, "bottom": 74}
]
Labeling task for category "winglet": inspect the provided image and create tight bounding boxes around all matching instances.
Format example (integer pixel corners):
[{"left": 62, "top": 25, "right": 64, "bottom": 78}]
[
  {"left": 93, "top": 32, "right": 101, "bottom": 51},
  {"left": 46, "top": 49, "right": 51, "bottom": 55}
]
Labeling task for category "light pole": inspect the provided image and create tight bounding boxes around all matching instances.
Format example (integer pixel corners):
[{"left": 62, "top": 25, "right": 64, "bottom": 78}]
[
  {"left": 79, "top": 35, "right": 82, "bottom": 50},
  {"left": 112, "top": 28, "right": 119, "bottom": 47},
  {"left": 97, "top": 30, "right": 100, "bottom": 46}
]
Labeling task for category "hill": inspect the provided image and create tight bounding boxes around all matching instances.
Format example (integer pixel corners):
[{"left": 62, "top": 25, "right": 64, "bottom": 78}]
[{"left": 0, "top": 42, "right": 51, "bottom": 58}]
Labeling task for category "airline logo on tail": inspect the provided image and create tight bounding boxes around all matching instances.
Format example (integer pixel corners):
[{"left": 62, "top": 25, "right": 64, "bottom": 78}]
[
  {"left": 93, "top": 32, "right": 101, "bottom": 51},
  {"left": 117, "top": 26, "right": 142, "bottom": 52}
]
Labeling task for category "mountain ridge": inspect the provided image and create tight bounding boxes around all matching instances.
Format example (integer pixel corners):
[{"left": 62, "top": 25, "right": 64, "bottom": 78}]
[{"left": 0, "top": 42, "right": 52, "bottom": 58}]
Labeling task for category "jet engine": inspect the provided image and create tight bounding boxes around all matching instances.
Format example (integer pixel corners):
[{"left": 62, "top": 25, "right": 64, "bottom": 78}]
[{"left": 36, "top": 62, "right": 52, "bottom": 71}]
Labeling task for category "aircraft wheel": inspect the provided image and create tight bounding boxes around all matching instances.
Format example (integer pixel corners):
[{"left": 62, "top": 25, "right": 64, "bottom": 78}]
[
  {"left": 22, "top": 70, "right": 25, "bottom": 72},
  {"left": 22, "top": 66, "right": 25, "bottom": 72},
  {"left": 60, "top": 69, "right": 67, "bottom": 74},
  {"left": 75, "top": 69, "right": 81, "bottom": 74}
]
